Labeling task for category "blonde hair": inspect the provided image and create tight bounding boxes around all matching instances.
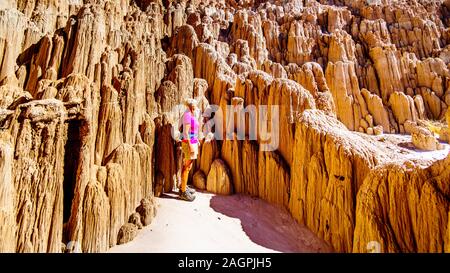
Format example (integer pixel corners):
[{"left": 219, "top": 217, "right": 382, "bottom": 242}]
[{"left": 184, "top": 98, "right": 197, "bottom": 111}]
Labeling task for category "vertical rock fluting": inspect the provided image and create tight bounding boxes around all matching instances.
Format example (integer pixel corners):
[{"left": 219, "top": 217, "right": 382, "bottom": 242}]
[
  {"left": 0, "top": 137, "right": 16, "bottom": 252},
  {"left": 206, "top": 159, "right": 233, "bottom": 195},
  {"left": 289, "top": 110, "right": 379, "bottom": 252},
  {"left": 353, "top": 156, "right": 450, "bottom": 253},
  {"left": 9, "top": 100, "right": 67, "bottom": 253},
  {"left": 290, "top": 110, "right": 450, "bottom": 253},
  {"left": 0, "top": 1, "right": 163, "bottom": 252}
]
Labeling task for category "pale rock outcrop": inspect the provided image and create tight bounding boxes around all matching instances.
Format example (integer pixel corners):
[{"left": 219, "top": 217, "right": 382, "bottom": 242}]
[
  {"left": 361, "top": 88, "right": 390, "bottom": 133},
  {"left": 405, "top": 121, "right": 444, "bottom": 151},
  {"left": 104, "top": 162, "right": 126, "bottom": 248},
  {"left": 0, "top": 0, "right": 158, "bottom": 254},
  {"left": 0, "top": 9, "right": 44, "bottom": 84},
  {"left": 286, "top": 62, "right": 329, "bottom": 98},
  {"left": 262, "top": 60, "right": 287, "bottom": 79},
  {"left": 0, "top": 139, "right": 15, "bottom": 252},
  {"left": 230, "top": 10, "right": 268, "bottom": 68},
  {"left": 220, "top": 137, "right": 259, "bottom": 197},
  {"left": 154, "top": 116, "right": 177, "bottom": 195},
  {"left": 193, "top": 170, "right": 207, "bottom": 190},
  {"left": 369, "top": 47, "right": 409, "bottom": 103},
  {"left": 221, "top": 135, "right": 244, "bottom": 193},
  {"left": 193, "top": 43, "right": 236, "bottom": 106},
  {"left": 447, "top": 108, "right": 450, "bottom": 130},
  {"left": 196, "top": 139, "right": 219, "bottom": 176},
  {"left": 289, "top": 107, "right": 449, "bottom": 253},
  {"left": 328, "top": 30, "right": 356, "bottom": 63},
  {"left": 327, "top": 6, "right": 352, "bottom": 34},
  {"left": 261, "top": 19, "right": 282, "bottom": 63},
  {"left": 285, "top": 62, "right": 336, "bottom": 116},
  {"left": 388, "top": 92, "right": 419, "bottom": 133},
  {"left": 290, "top": 110, "right": 381, "bottom": 252},
  {"left": 164, "top": 1, "right": 187, "bottom": 38},
  {"left": 95, "top": 85, "right": 123, "bottom": 164},
  {"left": 235, "top": 71, "right": 316, "bottom": 165},
  {"left": 0, "top": 85, "right": 32, "bottom": 108},
  {"left": 108, "top": 143, "right": 151, "bottom": 218},
  {"left": 128, "top": 213, "right": 143, "bottom": 229},
  {"left": 117, "top": 223, "right": 138, "bottom": 245},
  {"left": 10, "top": 100, "right": 68, "bottom": 253},
  {"left": 416, "top": 58, "right": 448, "bottom": 98},
  {"left": 325, "top": 61, "right": 371, "bottom": 133},
  {"left": 258, "top": 150, "right": 290, "bottom": 208},
  {"left": 353, "top": 155, "right": 450, "bottom": 252},
  {"left": 81, "top": 179, "right": 110, "bottom": 253},
  {"left": 286, "top": 20, "right": 321, "bottom": 66},
  {"left": 166, "top": 54, "right": 194, "bottom": 103},
  {"left": 206, "top": 159, "right": 233, "bottom": 195},
  {"left": 168, "top": 21, "right": 199, "bottom": 60},
  {"left": 136, "top": 198, "right": 156, "bottom": 227}
]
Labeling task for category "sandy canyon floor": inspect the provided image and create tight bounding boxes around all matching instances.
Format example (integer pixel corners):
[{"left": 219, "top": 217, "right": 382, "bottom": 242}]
[{"left": 108, "top": 192, "right": 333, "bottom": 253}]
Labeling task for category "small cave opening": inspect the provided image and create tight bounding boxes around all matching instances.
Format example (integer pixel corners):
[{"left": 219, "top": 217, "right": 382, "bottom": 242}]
[
  {"left": 63, "top": 119, "right": 82, "bottom": 224},
  {"left": 161, "top": 35, "right": 170, "bottom": 53},
  {"left": 334, "top": 175, "right": 345, "bottom": 182},
  {"left": 219, "top": 24, "right": 232, "bottom": 43}
]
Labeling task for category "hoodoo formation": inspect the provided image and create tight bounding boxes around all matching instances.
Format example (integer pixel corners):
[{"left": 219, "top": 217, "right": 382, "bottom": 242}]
[{"left": 0, "top": 0, "right": 449, "bottom": 253}]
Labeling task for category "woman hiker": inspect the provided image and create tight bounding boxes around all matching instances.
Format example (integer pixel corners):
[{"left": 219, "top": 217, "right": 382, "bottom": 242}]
[{"left": 178, "top": 98, "right": 200, "bottom": 201}]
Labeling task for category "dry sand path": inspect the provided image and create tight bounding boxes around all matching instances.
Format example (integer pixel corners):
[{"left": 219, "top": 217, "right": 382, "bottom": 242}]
[{"left": 108, "top": 192, "right": 332, "bottom": 253}]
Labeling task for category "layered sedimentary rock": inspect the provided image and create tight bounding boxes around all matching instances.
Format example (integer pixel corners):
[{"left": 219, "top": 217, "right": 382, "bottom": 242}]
[{"left": 1, "top": 0, "right": 449, "bottom": 253}]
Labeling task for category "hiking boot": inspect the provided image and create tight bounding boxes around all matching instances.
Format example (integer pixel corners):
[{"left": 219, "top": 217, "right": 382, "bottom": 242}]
[
  {"left": 179, "top": 190, "right": 196, "bottom": 202},
  {"left": 178, "top": 186, "right": 196, "bottom": 195},
  {"left": 187, "top": 186, "right": 196, "bottom": 194}
]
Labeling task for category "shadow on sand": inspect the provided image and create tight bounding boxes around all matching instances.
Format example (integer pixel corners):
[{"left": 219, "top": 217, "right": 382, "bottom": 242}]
[
  {"left": 158, "top": 193, "right": 181, "bottom": 200},
  {"left": 209, "top": 194, "right": 333, "bottom": 253}
]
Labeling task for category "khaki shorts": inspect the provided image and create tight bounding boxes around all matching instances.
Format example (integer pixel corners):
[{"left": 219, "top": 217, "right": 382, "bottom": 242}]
[{"left": 182, "top": 142, "right": 199, "bottom": 160}]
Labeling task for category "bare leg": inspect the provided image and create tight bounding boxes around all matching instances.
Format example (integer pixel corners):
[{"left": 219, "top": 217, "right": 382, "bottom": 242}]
[{"left": 180, "top": 159, "right": 193, "bottom": 193}]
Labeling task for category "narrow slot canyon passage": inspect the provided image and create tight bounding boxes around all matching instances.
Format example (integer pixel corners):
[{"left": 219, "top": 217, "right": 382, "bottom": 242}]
[{"left": 109, "top": 192, "right": 332, "bottom": 253}]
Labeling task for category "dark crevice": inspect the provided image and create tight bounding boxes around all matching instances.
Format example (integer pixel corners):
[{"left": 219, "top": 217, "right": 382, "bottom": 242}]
[
  {"left": 161, "top": 35, "right": 171, "bottom": 53},
  {"left": 334, "top": 175, "right": 345, "bottom": 181},
  {"left": 63, "top": 120, "right": 82, "bottom": 224},
  {"left": 219, "top": 24, "right": 232, "bottom": 43}
]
